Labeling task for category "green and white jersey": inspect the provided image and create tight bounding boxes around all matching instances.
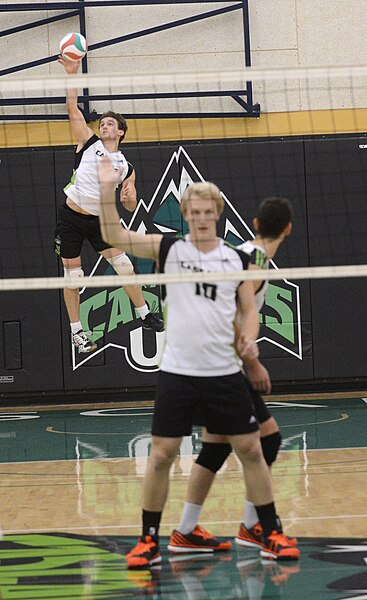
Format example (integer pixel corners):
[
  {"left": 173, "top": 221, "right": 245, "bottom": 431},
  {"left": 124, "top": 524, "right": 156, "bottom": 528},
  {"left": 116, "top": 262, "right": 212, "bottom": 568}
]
[
  {"left": 237, "top": 240, "right": 269, "bottom": 311},
  {"left": 64, "top": 134, "right": 129, "bottom": 216},
  {"left": 158, "top": 235, "right": 249, "bottom": 377}
]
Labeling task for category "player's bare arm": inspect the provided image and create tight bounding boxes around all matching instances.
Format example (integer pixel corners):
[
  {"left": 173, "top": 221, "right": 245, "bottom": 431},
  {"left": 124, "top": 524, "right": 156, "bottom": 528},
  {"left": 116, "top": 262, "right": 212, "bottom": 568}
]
[
  {"left": 120, "top": 168, "right": 137, "bottom": 212},
  {"left": 58, "top": 56, "right": 93, "bottom": 148},
  {"left": 249, "top": 263, "right": 264, "bottom": 293},
  {"left": 240, "top": 262, "right": 271, "bottom": 391},
  {"left": 235, "top": 281, "right": 260, "bottom": 360},
  {"left": 98, "top": 156, "right": 161, "bottom": 259}
]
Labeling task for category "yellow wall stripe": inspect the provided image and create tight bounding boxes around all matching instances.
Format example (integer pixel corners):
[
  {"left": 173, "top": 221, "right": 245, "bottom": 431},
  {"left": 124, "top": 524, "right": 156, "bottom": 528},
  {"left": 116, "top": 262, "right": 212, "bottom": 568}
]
[{"left": 0, "top": 108, "right": 366, "bottom": 148}]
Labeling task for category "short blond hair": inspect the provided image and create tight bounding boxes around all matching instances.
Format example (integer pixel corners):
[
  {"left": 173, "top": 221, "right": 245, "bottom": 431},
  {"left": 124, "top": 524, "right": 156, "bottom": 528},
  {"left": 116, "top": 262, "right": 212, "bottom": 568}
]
[{"left": 181, "top": 182, "right": 224, "bottom": 216}]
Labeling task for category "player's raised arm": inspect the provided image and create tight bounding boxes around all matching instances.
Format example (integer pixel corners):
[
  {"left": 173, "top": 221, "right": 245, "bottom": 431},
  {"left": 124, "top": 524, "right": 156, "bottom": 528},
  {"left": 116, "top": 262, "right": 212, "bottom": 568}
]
[
  {"left": 58, "top": 56, "right": 93, "bottom": 148},
  {"left": 98, "top": 157, "right": 162, "bottom": 260}
]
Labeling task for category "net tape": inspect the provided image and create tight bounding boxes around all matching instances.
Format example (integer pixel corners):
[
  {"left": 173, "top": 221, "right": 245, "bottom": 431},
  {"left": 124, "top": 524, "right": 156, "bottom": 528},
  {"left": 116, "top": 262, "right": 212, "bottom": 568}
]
[
  {"left": 1, "top": 265, "right": 367, "bottom": 292},
  {"left": 1, "top": 64, "right": 367, "bottom": 94}
]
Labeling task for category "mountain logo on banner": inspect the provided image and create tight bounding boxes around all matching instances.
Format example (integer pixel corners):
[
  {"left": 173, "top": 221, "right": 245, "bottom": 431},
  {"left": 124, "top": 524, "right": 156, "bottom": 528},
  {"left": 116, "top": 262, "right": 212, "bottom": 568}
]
[{"left": 75, "top": 146, "right": 302, "bottom": 371}]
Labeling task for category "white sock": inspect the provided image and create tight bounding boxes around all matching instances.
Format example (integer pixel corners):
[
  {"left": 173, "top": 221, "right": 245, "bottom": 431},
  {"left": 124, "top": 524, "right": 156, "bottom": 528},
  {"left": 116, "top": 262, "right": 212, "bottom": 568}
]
[
  {"left": 244, "top": 500, "right": 258, "bottom": 529},
  {"left": 178, "top": 502, "right": 203, "bottom": 535},
  {"left": 136, "top": 304, "right": 149, "bottom": 319},
  {"left": 71, "top": 321, "right": 83, "bottom": 334}
]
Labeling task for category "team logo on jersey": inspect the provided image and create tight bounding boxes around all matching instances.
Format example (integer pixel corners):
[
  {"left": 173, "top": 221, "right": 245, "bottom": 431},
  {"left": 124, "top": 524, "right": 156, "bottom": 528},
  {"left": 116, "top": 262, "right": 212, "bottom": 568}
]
[{"left": 75, "top": 146, "right": 302, "bottom": 372}]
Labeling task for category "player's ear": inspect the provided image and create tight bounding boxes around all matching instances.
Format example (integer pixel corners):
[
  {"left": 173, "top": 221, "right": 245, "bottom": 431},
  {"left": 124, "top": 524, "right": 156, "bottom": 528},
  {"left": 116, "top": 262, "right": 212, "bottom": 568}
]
[
  {"left": 284, "top": 222, "right": 292, "bottom": 236},
  {"left": 253, "top": 217, "right": 259, "bottom": 232}
]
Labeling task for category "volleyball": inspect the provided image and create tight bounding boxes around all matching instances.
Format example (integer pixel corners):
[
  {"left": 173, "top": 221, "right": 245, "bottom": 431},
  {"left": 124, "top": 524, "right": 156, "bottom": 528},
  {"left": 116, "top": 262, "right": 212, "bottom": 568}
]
[{"left": 59, "top": 32, "right": 87, "bottom": 61}]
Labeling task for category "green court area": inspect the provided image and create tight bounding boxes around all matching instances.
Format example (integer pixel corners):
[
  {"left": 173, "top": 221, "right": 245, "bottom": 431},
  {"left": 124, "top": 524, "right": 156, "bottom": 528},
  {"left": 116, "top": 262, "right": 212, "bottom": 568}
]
[
  {"left": 0, "top": 533, "right": 365, "bottom": 600},
  {"left": 0, "top": 397, "right": 365, "bottom": 463}
]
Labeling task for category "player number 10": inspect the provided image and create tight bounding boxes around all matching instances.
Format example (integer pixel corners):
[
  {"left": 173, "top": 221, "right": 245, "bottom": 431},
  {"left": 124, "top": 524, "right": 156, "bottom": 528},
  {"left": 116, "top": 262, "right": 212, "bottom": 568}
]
[{"left": 195, "top": 283, "right": 217, "bottom": 302}]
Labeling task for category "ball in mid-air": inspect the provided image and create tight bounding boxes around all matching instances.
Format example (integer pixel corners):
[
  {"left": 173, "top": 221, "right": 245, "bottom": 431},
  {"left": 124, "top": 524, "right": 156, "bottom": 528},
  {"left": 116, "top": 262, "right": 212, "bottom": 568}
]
[{"left": 60, "top": 32, "right": 87, "bottom": 61}]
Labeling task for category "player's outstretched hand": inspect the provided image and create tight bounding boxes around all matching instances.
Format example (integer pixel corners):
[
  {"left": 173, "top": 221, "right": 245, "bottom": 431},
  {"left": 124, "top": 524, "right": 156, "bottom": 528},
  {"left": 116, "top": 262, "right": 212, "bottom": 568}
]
[{"left": 58, "top": 55, "right": 81, "bottom": 74}]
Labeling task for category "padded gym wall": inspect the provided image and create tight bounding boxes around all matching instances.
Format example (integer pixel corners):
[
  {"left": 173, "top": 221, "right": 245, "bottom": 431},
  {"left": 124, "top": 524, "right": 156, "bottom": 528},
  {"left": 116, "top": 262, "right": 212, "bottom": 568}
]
[
  {"left": 0, "top": 137, "right": 366, "bottom": 396},
  {"left": 0, "top": 149, "right": 63, "bottom": 393}
]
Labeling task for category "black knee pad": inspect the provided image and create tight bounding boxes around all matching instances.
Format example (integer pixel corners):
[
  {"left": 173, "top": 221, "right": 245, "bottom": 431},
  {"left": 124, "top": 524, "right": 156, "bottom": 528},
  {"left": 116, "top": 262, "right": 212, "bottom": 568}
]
[
  {"left": 195, "top": 442, "right": 232, "bottom": 474},
  {"left": 261, "top": 432, "right": 282, "bottom": 466}
]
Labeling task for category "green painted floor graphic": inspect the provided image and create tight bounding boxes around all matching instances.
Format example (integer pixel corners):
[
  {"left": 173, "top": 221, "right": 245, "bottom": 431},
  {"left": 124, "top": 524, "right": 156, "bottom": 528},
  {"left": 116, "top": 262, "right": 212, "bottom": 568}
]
[
  {"left": 0, "top": 397, "right": 365, "bottom": 463},
  {"left": 0, "top": 533, "right": 365, "bottom": 599}
]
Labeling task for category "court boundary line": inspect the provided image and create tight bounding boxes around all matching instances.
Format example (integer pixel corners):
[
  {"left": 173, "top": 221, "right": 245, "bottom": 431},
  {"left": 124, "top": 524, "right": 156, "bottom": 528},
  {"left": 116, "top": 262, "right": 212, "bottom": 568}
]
[
  {"left": 0, "top": 391, "right": 366, "bottom": 412},
  {"left": 0, "top": 445, "right": 366, "bottom": 467}
]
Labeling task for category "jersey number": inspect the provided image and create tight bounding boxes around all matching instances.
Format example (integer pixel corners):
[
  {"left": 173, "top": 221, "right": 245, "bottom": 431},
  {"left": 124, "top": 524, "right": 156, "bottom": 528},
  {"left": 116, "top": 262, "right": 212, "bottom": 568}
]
[{"left": 195, "top": 283, "right": 217, "bottom": 302}]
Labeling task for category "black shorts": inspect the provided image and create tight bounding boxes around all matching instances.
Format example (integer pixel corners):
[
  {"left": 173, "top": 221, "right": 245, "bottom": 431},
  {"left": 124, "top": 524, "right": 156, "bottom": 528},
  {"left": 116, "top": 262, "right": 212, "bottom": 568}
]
[
  {"left": 54, "top": 202, "right": 112, "bottom": 259},
  {"left": 243, "top": 378, "right": 272, "bottom": 424},
  {"left": 152, "top": 371, "right": 259, "bottom": 438},
  {"left": 192, "top": 374, "right": 272, "bottom": 427}
]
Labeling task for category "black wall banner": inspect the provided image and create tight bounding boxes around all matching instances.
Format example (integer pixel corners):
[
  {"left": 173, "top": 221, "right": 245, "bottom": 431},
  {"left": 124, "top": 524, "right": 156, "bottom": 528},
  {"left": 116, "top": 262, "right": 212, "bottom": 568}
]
[
  {"left": 0, "top": 137, "right": 366, "bottom": 395},
  {"left": 0, "top": 149, "right": 63, "bottom": 393},
  {"left": 305, "top": 138, "right": 367, "bottom": 377}
]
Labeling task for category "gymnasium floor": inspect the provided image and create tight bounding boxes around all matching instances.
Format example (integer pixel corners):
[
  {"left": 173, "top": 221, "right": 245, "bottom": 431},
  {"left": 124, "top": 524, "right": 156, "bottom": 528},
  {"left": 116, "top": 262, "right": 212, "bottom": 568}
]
[{"left": 0, "top": 393, "right": 366, "bottom": 599}]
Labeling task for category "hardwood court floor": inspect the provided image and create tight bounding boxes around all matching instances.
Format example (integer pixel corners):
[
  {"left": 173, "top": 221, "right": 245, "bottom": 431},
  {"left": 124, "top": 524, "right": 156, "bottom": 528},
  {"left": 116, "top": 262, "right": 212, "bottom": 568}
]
[{"left": 0, "top": 393, "right": 365, "bottom": 599}]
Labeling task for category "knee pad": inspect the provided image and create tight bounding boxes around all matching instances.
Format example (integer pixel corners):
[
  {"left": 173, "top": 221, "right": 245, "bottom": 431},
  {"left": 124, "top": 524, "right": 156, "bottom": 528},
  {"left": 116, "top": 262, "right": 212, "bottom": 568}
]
[
  {"left": 64, "top": 267, "right": 84, "bottom": 289},
  {"left": 261, "top": 431, "right": 282, "bottom": 466},
  {"left": 107, "top": 253, "right": 134, "bottom": 276},
  {"left": 195, "top": 442, "right": 232, "bottom": 474}
]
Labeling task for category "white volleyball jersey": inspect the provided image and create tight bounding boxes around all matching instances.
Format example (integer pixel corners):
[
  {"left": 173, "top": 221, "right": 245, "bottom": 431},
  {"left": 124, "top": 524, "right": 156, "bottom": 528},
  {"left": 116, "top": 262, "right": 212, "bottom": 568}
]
[
  {"left": 64, "top": 134, "right": 129, "bottom": 216},
  {"left": 158, "top": 235, "right": 250, "bottom": 377},
  {"left": 237, "top": 240, "right": 269, "bottom": 311}
]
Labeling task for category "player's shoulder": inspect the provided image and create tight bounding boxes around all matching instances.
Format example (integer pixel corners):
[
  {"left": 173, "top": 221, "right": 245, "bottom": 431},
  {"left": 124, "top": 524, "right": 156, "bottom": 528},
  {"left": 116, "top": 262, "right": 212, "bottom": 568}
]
[
  {"left": 222, "top": 240, "right": 250, "bottom": 269},
  {"left": 158, "top": 234, "right": 183, "bottom": 269},
  {"left": 160, "top": 234, "right": 182, "bottom": 247},
  {"left": 237, "top": 240, "right": 267, "bottom": 268},
  {"left": 76, "top": 133, "right": 100, "bottom": 154},
  {"left": 125, "top": 161, "right": 134, "bottom": 180}
]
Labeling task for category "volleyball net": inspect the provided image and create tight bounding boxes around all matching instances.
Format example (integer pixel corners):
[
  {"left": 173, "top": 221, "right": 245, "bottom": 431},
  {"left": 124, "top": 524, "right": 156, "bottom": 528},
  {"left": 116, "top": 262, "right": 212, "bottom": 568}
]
[{"left": 0, "top": 64, "right": 366, "bottom": 292}]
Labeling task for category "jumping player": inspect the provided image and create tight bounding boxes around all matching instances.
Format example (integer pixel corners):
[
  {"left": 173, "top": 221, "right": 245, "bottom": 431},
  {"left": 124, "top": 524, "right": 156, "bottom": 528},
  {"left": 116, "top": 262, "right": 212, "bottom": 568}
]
[{"left": 55, "top": 56, "right": 163, "bottom": 353}]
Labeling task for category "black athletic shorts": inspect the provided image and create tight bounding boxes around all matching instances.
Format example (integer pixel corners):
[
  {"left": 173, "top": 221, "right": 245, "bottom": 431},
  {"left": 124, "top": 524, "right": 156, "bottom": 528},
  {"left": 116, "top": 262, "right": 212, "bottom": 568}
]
[
  {"left": 192, "top": 373, "right": 272, "bottom": 428},
  {"left": 151, "top": 371, "right": 259, "bottom": 437},
  {"left": 244, "top": 377, "right": 272, "bottom": 424},
  {"left": 54, "top": 202, "right": 112, "bottom": 259}
]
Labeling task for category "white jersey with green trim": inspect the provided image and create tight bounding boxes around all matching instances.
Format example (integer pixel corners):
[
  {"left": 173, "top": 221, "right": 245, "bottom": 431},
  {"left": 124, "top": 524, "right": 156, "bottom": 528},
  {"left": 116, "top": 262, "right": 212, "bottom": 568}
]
[
  {"left": 64, "top": 134, "right": 129, "bottom": 216},
  {"left": 158, "top": 235, "right": 250, "bottom": 377},
  {"left": 237, "top": 240, "right": 269, "bottom": 311}
]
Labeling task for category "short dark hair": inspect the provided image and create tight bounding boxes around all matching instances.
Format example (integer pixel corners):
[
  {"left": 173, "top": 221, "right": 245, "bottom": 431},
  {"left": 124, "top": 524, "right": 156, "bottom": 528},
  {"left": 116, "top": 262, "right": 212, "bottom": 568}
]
[
  {"left": 99, "top": 111, "right": 128, "bottom": 143},
  {"left": 256, "top": 197, "right": 293, "bottom": 239}
]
